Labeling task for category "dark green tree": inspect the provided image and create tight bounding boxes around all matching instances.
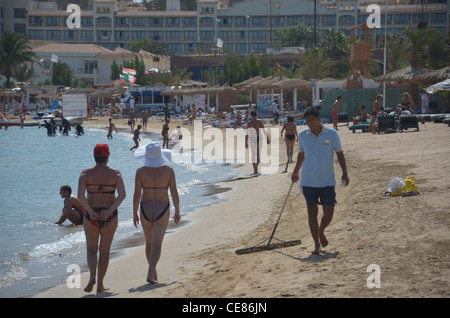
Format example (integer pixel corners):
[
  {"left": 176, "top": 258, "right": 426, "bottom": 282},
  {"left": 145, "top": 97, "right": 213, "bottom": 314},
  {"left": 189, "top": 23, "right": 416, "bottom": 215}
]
[{"left": 0, "top": 32, "right": 39, "bottom": 88}]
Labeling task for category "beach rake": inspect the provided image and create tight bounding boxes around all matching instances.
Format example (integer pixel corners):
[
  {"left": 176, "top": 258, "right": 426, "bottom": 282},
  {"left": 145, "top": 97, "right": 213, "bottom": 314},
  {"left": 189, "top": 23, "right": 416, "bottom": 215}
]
[{"left": 235, "top": 183, "right": 301, "bottom": 255}]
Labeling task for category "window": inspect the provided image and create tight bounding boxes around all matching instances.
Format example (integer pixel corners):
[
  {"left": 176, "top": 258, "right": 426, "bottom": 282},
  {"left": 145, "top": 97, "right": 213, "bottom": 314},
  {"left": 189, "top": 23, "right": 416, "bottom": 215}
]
[
  {"left": 132, "top": 17, "right": 146, "bottom": 27},
  {"left": 219, "top": 30, "right": 232, "bottom": 40},
  {"left": 253, "top": 17, "right": 266, "bottom": 26},
  {"left": 97, "top": 17, "right": 111, "bottom": 25},
  {"left": 149, "top": 31, "right": 163, "bottom": 41},
  {"left": 235, "top": 17, "right": 247, "bottom": 26},
  {"left": 431, "top": 13, "right": 445, "bottom": 23},
  {"left": 81, "top": 30, "right": 93, "bottom": 41},
  {"left": 116, "top": 17, "right": 130, "bottom": 27},
  {"left": 236, "top": 30, "right": 247, "bottom": 40},
  {"left": 220, "top": 17, "right": 233, "bottom": 26},
  {"left": 357, "top": 15, "right": 368, "bottom": 25},
  {"left": 323, "top": 16, "right": 336, "bottom": 26},
  {"left": 395, "top": 14, "right": 410, "bottom": 24},
  {"left": 253, "top": 43, "right": 267, "bottom": 54},
  {"left": 149, "top": 17, "right": 163, "bottom": 26},
  {"left": 236, "top": 43, "right": 247, "bottom": 54},
  {"left": 381, "top": 14, "right": 392, "bottom": 25},
  {"left": 115, "top": 30, "right": 129, "bottom": 41},
  {"left": 252, "top": 30, "right": 267, "bottom": 41},
  {"left": 132, "top": 30, "right": 146, "bottom": 41},
  {"left": 46, "top": 16, "right": 61, "bottom": 26},
  {"left": 29, "top": 30, "right": 43, "bottom": 40},
  {"left": 14, "top": 8, "right": 26, "bottom": 19},
  {"left": 82, "top": 17, "right": 93, "bottom": 27},
  {"left": 183, "top": 17, "right": 197, "bottom": 27},
  {"left": 200, "top": 17, "right": 215, "bottom": 26},
  {"left": 304, "top": 16, "right": 319, "bottom": 26},
  {"left": 272, "top": 17, "right": 284, "bottom": 27},
  {"left": 64, "top": 30, "right": 78, "bottom": 40},
  {"left": 167, "top": 43, "right": 181, "bottom": 54},
  {"left": 339, "top": 15, "right": 355, "bottom": 26},
  {"left": 84, "top": 61, "right": 97, "bottom": 74},
  {"left": 98, "top": 30, "right": 112, "bottom": 40},
  {"left": 46, "top": 30, "right": 61, "bottom": 40},
  {"left": 184, "top": 31, "right": 197, "bottom": 41},
  {"left": 287, "top": 16, "right": 302, "bottom": 26},
  {"left": 29, "top": 16, "right": 43, "bottom": 26},
  {"left": 413, "top": 13, "right": 428, "bottom": 23},
  {"left": 184, "top": 43, "right": 198, "bottom": 53},
  {"left": 200, "top": 30, "right": 214, "bottom": 40},
  {"left": 166, "top": 31, "right": 180, "bottom": 40},
  {"left": 166, "top": 17, "right": 180, "bottom": 27}
]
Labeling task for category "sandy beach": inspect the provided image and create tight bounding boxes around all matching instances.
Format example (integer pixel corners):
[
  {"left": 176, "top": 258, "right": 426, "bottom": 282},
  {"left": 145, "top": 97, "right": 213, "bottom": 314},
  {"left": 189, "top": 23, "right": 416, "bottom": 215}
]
[{"left": 33, "top": 114, "right": 449, "bottom": 298}]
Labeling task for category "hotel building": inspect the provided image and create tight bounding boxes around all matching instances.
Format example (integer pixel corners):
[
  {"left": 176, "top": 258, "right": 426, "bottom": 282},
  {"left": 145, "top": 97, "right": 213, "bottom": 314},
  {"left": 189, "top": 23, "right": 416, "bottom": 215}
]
[{"left": 20, "top": 0, "right": 449, "bottom": 55}]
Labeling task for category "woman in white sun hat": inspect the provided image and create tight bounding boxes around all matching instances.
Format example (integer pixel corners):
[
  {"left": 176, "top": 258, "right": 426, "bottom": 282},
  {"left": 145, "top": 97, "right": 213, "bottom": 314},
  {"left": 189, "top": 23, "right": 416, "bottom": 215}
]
[{"left": 133, "top": 142, "right": 181, "bottom": 284}]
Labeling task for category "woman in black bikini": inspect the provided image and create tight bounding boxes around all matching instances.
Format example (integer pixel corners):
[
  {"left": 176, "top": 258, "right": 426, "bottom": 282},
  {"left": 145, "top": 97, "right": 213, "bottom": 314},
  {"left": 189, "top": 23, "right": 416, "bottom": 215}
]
[
  {"left": 133, "top": 142, "right": 180, "bottom": 284},
  {"left": 77, "top": 144, "right": 126, "bottom": 293},
  {"left": 281, "top": 116, "right": 298, "bottom": 163}
]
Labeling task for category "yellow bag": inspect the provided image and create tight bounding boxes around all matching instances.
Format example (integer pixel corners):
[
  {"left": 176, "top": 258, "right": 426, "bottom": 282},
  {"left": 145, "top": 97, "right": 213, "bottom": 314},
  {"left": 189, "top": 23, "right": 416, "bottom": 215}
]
[{"left": 390, "top": 177, "right": 418, "bottom": 196}]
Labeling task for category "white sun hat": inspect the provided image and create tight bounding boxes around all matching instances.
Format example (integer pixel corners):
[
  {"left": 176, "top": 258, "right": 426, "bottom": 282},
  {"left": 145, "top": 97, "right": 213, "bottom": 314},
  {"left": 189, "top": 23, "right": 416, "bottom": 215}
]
[
  {"left": 387, "top": 177, "right": 405, "bottom": 192},
  {"left": 134, "top": 142, "right": 172, "bottom": 167}
]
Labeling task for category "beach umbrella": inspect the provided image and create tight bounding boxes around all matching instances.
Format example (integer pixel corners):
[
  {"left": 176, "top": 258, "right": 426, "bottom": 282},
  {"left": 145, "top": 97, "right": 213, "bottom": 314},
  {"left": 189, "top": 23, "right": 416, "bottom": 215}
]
[
  {"left": 374, "top": 65, "right": 429, "bottom": 85},
  {"left": 425, "top": 78, "right": 450, "bottom": 94},
  {"left": 417, "top": 66, "right": 450, "bottom": 84},
  {"left": 232, "top": 76, "right": 264, "bottom": 89}
]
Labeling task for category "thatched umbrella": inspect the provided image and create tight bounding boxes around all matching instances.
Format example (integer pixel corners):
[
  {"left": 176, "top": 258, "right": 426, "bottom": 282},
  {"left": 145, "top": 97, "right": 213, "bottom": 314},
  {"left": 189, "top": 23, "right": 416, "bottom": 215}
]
[
  {"left": 417, "top": 66, "right": 450, "bottom": 84},
  {"left": 232, "top": 76, "right": 264, "bottom": 89},
  {"left": 374, "top": 65, "right": 429, "bottom": 86},
  {"left": 375, "top": 65, "right": 430, "bottom": 107}
]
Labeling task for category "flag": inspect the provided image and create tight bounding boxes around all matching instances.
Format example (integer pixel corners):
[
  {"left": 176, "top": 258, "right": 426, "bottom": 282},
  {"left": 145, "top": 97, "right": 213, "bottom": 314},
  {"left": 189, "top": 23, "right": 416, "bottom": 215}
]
[
  {"left": 119, "top": 74, "right": 125, "bottom": 84},
  {"left": 122, "top": 68, "right": 136, "bottom": 84}
]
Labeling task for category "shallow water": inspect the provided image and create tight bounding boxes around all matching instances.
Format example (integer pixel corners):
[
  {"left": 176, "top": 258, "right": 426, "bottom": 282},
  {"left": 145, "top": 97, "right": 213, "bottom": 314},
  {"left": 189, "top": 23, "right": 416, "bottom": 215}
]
[{"left": 0, "top": 125, "right": 239, "bottom": 297}]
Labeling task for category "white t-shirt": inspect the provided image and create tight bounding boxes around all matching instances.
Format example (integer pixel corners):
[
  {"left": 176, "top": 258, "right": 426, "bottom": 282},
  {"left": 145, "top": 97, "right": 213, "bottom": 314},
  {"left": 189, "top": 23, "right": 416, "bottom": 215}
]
[
  {"left": 421, "top": 94, "right": 429, "bottom": 114},
  {"left": 129, "top": 98, "right": 135, "bottom": 110}
]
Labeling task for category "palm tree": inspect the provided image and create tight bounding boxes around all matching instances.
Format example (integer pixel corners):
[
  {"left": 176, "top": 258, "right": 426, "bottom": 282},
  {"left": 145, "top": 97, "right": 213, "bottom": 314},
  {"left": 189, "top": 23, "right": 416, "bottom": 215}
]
[
  {"left": 299, "top": 48, "right": 332, "bottom": 80},
  {"left": 403, "top": 27, "right": 447, "bottom": 69},
  {"left": 14, "top": 63, "right": 36, "bottom": 83},
  {"left": 386, "top": 35, "right": 409, "bottom": 72},
  {"left": 0, "top": 32, "right": 39, "bottom": 88}
]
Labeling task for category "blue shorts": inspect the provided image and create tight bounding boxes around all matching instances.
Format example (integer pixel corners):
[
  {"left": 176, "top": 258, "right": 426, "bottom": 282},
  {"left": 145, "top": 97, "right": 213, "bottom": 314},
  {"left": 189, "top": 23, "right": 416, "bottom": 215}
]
[{"left": 301, "top": 186, "right": 336, "bottom": 207}]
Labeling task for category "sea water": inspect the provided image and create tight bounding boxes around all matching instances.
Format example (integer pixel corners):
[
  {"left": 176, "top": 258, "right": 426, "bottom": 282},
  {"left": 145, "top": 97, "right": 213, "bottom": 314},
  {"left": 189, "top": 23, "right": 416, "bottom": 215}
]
[{"left": 0, "top": 124, "right": 239, "bottom": 297}]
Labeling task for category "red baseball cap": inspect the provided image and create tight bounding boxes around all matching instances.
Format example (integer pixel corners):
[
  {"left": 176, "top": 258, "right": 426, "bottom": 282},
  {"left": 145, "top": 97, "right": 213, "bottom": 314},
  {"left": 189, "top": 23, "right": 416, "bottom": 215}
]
[{"left": 94, "top": 144, "right": 110, "bottom": 157}]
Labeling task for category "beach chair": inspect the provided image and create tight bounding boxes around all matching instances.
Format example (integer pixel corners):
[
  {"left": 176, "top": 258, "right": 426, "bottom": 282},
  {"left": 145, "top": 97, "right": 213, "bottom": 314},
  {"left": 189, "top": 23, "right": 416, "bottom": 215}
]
[
  {"left": 398, "top": 115, "right": 419, "bottom": 132},
  {"left": 337, "top": 113, "right": 349, "bottom": 126},
  {"left": 349, "top": 123, "right": 370, "bottom": 133},
  {"left": 376, "top": 114, "right": 395, "bottom": 134}
]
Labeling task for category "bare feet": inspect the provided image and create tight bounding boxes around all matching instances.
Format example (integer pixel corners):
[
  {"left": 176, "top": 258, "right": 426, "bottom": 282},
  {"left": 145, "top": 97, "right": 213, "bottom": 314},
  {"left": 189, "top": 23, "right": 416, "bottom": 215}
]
[
  {"left": 319, "top": 231, "right": 329, "bottom": 248},
  {"left": 147, "top": 269, "right": 158, "bottom": 284},
  {"left": 84, "top": 279, "right": 96, "bottom": 293},
  {"left": 312, "top": 245, "right": 321, "bottom": 255},
  {"left": 97, "top": 285, "right": 110, "bottom": 293}
]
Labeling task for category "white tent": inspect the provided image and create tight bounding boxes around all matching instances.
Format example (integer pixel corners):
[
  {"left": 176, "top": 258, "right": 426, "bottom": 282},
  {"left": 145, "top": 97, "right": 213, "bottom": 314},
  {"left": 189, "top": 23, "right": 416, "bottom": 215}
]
[
  {"left": 426, "top": 78, "right": 450, "bottom": 94},
  {"left": 312, "top": 78, "right": 344, "bottom": 106}
]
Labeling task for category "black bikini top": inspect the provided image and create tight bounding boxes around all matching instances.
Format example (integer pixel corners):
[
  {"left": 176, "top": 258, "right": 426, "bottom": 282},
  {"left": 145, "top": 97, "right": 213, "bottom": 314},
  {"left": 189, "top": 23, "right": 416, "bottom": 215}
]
[{"left": 87, "top": 184, "right": 116, "bottom": 194}]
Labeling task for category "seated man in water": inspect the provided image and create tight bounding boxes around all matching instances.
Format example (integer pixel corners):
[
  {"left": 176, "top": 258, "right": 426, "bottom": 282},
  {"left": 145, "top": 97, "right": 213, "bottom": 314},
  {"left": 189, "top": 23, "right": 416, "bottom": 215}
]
[{"left": 55, "top": 185, "right": 84, "bottom": 225}]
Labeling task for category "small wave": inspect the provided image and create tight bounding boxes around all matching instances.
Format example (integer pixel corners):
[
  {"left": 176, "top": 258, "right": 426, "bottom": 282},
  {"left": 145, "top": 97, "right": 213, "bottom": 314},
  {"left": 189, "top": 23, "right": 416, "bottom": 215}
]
[
  {"left": 177, "top": 179, "right": 201, "bottom": 196},
  {"left": 27, "top": 231, "right": 85, "bottom": 259},
  {"left": 0, "top": 261, "right": 28, "bottom": 288}
]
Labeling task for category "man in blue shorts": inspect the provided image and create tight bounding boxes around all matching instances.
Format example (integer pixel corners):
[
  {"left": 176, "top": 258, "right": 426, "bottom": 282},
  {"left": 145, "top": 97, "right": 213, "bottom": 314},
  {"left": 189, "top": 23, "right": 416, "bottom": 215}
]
[{"left": 291, "top": 107, "right": 349, "bottom": 254}]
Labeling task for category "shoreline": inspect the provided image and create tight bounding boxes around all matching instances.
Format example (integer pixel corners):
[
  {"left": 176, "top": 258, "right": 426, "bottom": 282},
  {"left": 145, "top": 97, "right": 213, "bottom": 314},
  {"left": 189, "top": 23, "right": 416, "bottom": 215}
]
[{"left": 35, "top": 116, "right": 449, "bottom": 298}]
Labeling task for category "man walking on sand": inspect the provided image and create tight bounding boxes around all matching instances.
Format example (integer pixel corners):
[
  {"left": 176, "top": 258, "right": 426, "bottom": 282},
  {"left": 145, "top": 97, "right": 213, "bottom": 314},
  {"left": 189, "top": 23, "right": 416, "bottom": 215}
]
[
  {"left": 291, "top": 107, "right": 349, "bottom": 255},
  {"left": 245, "top": 111, "right": 270, "bottom": 174}
]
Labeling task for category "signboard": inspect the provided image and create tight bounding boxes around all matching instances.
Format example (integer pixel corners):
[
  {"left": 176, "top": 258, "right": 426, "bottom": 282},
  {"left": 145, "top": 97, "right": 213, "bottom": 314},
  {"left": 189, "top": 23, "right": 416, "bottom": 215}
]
[
  {"left": 194, "top": 94, "right": 205, "bottom": 110},
  {"left": 62, "top": 94, "right": 88, "bottom": 118},
  {"left": 257, "top": 94, "right": 273, "bottom": 119}
]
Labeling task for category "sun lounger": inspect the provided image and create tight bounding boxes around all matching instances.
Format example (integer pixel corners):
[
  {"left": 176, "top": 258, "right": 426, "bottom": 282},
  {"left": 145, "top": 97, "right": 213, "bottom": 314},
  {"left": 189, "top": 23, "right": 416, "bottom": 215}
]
[
  {"left": 337, "top": 113, "right": 349, "bottom": 126},
  {"left": 349, "top": 123, "right": 370, "bottom": 133},
  {"left": 377, "top": 114, "right": 396, "bottom": 134},
  {"left": 398, "top": 115, "right": 419, "bottom": 132}
]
